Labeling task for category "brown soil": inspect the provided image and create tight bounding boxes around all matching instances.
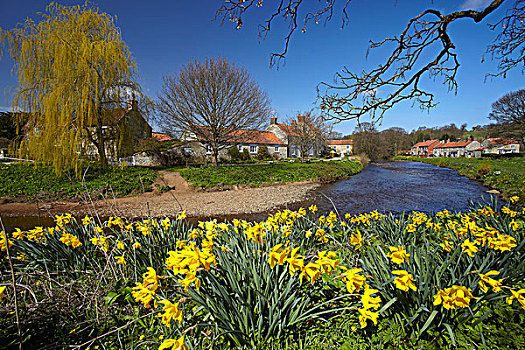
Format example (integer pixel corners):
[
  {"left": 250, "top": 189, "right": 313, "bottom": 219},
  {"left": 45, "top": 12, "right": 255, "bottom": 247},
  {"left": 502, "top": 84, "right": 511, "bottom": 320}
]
[{"left": 0, "top": 171, "right": 319, "bottom": 219}]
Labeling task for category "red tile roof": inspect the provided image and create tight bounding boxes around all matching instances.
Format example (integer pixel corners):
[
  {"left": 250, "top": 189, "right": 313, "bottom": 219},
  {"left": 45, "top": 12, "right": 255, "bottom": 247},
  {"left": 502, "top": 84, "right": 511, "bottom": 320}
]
[
  {"left": 152, "top": 132, "right": 172, "bottom": 142},
  {"left": 276, "top": 123, "right": 299, "bottom": 137},
  {"left": 486, "top": 138, "right": 519, "bottom": 145},
  {"left": 327, "top": 139, "right": 354, "bottom": 145},
  {"left": 413, "top": 139, "right": 439, "bottom": 148},
  {"left": 434, "top": 141, "right": 470, "bottom": 149},
  {"left": 230, "top": 129, "right": 285, "bottom": 145},
  {"left": 191, "top": 126, "right": 285, "bottom": 145}
]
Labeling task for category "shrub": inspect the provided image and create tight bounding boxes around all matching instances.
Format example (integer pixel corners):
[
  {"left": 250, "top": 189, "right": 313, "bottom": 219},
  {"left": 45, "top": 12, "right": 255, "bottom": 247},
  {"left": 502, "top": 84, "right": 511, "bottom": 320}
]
[
  {"left": 255, "top": 145, "right": 270, "bottom": 160},
  {"left": 478, "top": 163, "right": 492, "bottom": 177},
  {"left": 228, "top": 146, "right": 243, "bottom": 162}
]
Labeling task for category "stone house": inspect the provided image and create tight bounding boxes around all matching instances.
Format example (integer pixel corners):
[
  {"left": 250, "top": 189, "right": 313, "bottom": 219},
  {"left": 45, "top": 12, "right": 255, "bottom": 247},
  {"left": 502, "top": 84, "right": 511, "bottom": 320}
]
[
  {"left": 84, "top": 99, "right": 152, "bottom": 162},
  {"left": 481, "top": 138, "right": 520, "bottom": 154},
  {"left": 265, "top": 116, "right": 326, "bottom": 158},
  {"left": 181, "top": 127, "right": 287, "bottom": 161},
  {"left": 326, "top": 139, "right": 354, "bottom": 155}
]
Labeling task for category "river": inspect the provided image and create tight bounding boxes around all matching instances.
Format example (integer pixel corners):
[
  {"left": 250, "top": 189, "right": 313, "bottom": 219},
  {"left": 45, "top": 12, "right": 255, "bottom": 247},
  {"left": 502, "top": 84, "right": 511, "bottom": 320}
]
[
  {"left": 1, "top": 161, "right": 498, "bottom": 231},
  {"left": 312, "top": 161, "right": 497, "bottom": 215}
]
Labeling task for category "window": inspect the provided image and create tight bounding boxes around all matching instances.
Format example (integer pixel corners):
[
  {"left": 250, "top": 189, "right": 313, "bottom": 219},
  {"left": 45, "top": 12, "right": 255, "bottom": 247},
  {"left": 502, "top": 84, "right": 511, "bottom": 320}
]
[
  {"left": 250, "top": 145, "right": 257, "bottom": 153},
  {"left": 274, "top": 146, "right": 279, "bottom": 152},
  {"left": 309, "top": 147, "right": 314, "bottom": 156},
  {"left": 238, "top": 144, "right": 243, "bottom": 150},
  {"left": 183, "top": 147, "right": 192, "bottom": 156},
  {"left": 205, "top": 144, "right": 212, "bottom": 154}
]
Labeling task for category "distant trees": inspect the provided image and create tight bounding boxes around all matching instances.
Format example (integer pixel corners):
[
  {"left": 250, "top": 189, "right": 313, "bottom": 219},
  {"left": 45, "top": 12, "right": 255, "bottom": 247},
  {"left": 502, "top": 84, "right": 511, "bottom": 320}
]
[
  {"left": 489, "top": 89, "right": 525, "bottom": 144},
  {"left": 286, "top": 111, "right": 331, "bottom": 159},
  {"left": 353, "top": 122, "right": 380, "bottom": 160},
  {"left": 0, "top": 3, "right": 142, "bottom": 173},
  {"left": 157, "top": 58, "right": 272, "bottom": 166}
]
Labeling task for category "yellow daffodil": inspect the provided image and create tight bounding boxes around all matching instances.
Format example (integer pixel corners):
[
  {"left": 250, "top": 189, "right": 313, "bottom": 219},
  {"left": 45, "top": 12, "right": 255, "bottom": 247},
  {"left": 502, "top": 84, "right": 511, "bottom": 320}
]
[
  {"left": 344, "top": 268, "right": 367, "bottom": 294},
  {"left": 461, "top": 239, "right": 478, "bottom": 257},
  {"left": 478, "top": 270, "right": 503, "bottom": 293},
  {"left": 358, "top": 307, "right": 379, "bottom": 328},
  {"left": 0, "top": 286, "right": 6, "bottom": 300},
  {"left": 115, "top": 256, "right": 126, "bottom": 265},
  {"left": 157, "top": 299, "right": 183, "bottom": 327},
  {"left": 506, "top": 289, "right": 525, "bottom": 309},
  {"left": 159, "top": 335, "right": 188, "bottom": 350},
  {"left": 387, "top": 246, "right": 409, "bottom": 264},
  {"left": 392, "top": 270, "right": 417, "bottom": 292},
  {"left": 361, "top": 285, "right": 381, "bottom": 311},
  {"left": 177, "top": 211, "right": 187, "bottom": 220}
]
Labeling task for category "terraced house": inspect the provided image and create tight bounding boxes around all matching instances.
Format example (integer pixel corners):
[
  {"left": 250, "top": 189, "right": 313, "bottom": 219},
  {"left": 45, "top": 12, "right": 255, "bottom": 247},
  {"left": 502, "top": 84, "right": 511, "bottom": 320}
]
[{"left": 411, "top": 139, "right": 440, "bottom": 157}]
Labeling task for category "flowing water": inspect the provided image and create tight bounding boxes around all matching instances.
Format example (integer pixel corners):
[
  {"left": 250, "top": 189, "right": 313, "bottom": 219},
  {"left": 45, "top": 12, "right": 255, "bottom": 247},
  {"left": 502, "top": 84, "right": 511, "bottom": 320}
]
[
  {"left": 1, "top": 161, "right": 498, "bottom": 231},
  {"left": 312, "top": 161, "right": 497, "bottom": 216}
]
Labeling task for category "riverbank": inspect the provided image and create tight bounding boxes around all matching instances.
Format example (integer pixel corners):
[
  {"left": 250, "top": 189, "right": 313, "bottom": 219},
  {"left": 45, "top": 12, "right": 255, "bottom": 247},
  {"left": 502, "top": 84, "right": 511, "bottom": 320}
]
[
  {"left": 0, "top": 174, "right": 320, "bottom": 219},
  {"left": 394, "top": 156, "right": 525, "bottom": 205},
  {"left": 0, "top": 160, "right": 361, "bottom": 219}
]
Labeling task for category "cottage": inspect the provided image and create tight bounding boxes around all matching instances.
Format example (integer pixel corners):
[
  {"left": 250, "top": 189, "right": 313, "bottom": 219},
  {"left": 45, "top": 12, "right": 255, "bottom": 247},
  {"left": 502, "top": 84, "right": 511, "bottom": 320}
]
[
  {"left": 265, "top": 116, "right": 326, "bottom": 158},
  {"left": 411, "top": 139, "right": 440, "bottom": 157},
  {"left": 84, "top": 99, "right": 152, "bottom": 161},
  {"left": 481, "top": 138, "right": 520, "bottom": 154},
  {"left": 433, "top": 140, "right": 482, "bottom": 158},
  {"left": 181, "top": 127, "right": 287, "bottom": 161},
  {"left": 326, "top": 139, "right": 354, "bottom": 155}
]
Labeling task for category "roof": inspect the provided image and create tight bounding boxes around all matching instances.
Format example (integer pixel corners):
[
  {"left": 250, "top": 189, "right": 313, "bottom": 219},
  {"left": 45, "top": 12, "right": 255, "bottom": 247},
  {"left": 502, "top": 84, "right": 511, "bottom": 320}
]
[
  {"left": 412, "top": 139, "right": 439, "bottom": 148},
  {"left": 152, "top": 132, "right": 172, "bottom": 142},
  {"left": 486, "top": 138, "right": 519, "bottom": 145},
  {"left": 276, "top": 123, "right": 299, "bottom": 137},
  {"left": 434, "top": 141, "right": 471, "bottom": 149},
  {"left": 327, "top": 139, "right": 354, "bottom": 145},
  {"left": 230, "top": 129, "right": 285, "bottom": 145},
  {"left": 190, "top": 126, "right": 285, "bottom": 145}
]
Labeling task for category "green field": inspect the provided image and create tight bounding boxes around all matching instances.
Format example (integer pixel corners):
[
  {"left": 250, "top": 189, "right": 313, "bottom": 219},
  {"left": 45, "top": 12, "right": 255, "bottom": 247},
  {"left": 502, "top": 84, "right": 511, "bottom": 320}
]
[
  {"left": 395, "top": 156, "right": 525, "bottom": 205},
  {"left": 175, "top": 160, "right": 363, "bottom": 189}
]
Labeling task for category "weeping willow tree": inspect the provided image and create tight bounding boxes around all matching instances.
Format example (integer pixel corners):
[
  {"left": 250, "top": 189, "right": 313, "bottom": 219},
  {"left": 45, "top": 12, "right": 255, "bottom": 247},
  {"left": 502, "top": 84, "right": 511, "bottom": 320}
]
[{"left": 0, "top": 3, "right": 138, "bottom": 174}]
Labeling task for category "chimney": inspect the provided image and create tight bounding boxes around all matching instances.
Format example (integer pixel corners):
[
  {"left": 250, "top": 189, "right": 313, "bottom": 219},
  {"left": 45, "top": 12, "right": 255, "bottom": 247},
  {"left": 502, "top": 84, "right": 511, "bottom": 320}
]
[
  {"left": 297, "top": 115, "right": 306, "bottom": 123},
  {"left": 127, "top": 99, "right": 138, "bottom": 111},
  {"left": 270, "top": 116, "right": 277, "bottom": 125}
]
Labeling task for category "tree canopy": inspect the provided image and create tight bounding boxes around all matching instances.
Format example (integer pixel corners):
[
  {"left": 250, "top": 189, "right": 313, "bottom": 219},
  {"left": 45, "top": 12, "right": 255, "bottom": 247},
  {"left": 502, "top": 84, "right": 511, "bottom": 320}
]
[
  {"left": 489, "top": 88, "right": 525, "bottom": 143},
  {"left": 0, "top": 3, "right": 139, "bottom": 173},
  {"left": 157, "top": 57, "right": 272, "bottom": 166},
  {"left": 217, "top": 0, "right": 525, "bottom": 123}
]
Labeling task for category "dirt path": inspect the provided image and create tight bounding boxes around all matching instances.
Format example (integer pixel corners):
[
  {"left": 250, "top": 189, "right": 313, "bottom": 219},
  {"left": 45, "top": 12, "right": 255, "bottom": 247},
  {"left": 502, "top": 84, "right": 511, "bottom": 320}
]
[{"left": 0, "top": 172, "right": 319, "bottom": 219}]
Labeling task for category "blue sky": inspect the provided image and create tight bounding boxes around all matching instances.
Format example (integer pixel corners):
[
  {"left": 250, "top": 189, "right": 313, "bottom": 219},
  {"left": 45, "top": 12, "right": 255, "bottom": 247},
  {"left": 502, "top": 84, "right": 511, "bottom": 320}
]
[{"left": 0, "top": 0, "right": 523, "bottom": 135}]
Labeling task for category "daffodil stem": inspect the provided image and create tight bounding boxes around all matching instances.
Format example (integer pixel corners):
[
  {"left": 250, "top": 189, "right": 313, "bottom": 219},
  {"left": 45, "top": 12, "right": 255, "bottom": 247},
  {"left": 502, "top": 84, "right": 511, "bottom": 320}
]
[{"left": 0, "top": 217, "right": 23, "bottom": 350}]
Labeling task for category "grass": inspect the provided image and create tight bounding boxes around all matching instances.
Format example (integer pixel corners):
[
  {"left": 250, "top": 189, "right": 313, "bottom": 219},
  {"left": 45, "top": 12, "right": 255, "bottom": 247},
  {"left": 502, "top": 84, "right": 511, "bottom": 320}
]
[
  {"left": 174, "top": 160, "right": 363, "bottom": 189},
  {"left": 395, "top": 156, "right": 525, "bottom": 205},
  {"left": 0, "top": 162, "right": 158, "bottom": 201}
]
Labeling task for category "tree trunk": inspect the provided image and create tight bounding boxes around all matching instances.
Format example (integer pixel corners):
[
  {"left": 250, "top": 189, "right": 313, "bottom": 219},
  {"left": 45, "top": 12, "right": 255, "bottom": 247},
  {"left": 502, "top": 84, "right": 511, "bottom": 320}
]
[
  {"left": 96, "top": 126, "right": 109, "bottom": 168},
  {"left": 212, "top": 146, "right": 219, "bottom": 167}
]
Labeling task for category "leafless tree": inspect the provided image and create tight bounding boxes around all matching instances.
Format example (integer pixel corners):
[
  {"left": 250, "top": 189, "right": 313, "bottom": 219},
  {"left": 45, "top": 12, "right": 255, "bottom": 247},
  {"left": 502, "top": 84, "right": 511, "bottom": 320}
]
[
  {"left": 489, "top": 88, "right": 525, "bottom": 143},
  {"left": 157, "top": 57, "right": 272, "bottom": 165},
  {"left": 352, "top": 122, "right": 380, "bottom": 160},
  {"left": 217, "top": 1, "right": 525, "bottom": 123},
  {"left": 286, "top": 111, "right": 331, "bottom": 159}
]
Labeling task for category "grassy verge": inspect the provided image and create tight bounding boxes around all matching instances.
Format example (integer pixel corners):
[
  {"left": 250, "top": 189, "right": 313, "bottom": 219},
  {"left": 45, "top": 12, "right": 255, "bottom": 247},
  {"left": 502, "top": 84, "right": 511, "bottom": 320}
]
[
  {"left": 395, "top": 156, "right": 525, "bottom": 205},
  {"left": 175, "top": 160, "right": 363, "bottom": 189},
  {"left": 1, "top": 202, "right": 524, "bottom": 349},
  {"left": 0, "top": 162, "right": 158, "bottom": 201}
]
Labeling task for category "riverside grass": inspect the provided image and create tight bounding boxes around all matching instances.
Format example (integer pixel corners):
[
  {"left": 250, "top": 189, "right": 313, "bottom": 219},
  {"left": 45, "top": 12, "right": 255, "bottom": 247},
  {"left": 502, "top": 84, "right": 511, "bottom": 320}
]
[
  {"left": 395, "top": 156, "right": 525, "bottom": 206},
  {"left": 176, "top": 160, "right": 363, "bottom": 189},
  {"left": 0, "top": 162, "right": 158, "bottom": 200},
  {"left": 1, "top": 201, "right": 525, "bottom": 349}
]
